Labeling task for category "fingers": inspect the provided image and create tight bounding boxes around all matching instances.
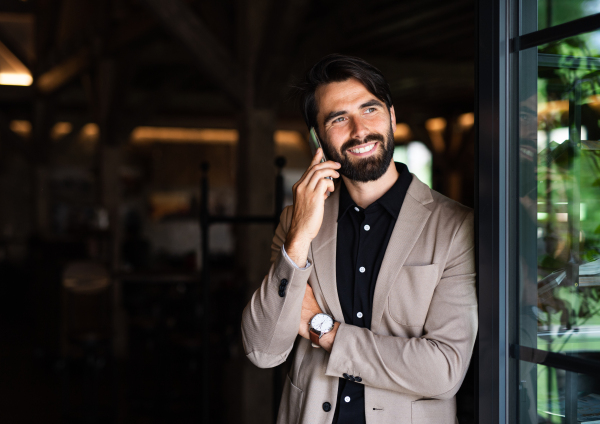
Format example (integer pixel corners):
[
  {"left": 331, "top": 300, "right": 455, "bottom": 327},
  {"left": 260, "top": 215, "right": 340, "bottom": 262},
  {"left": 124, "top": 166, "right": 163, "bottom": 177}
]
[
  {"left": 317, "top": 178, "right": 335, "bottom": 196},
  {"left": 300, "top": 156, "right": 340, "bottom": 187},
  {"left": 290, "top": 148, "right": 340, "bottom": 223},
  {"left": 310, "top": 148, "right": 324, "bottom": 166},
  {"left": 307, "top": 168, "right": 338, "bottom": 191}
]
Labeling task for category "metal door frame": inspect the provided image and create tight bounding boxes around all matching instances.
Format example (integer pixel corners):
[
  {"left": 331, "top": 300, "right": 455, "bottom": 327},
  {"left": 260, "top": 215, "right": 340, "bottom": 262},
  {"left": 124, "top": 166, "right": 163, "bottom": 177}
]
[{"left": 476, "top": 2, "right": 600, "bottom": 423}]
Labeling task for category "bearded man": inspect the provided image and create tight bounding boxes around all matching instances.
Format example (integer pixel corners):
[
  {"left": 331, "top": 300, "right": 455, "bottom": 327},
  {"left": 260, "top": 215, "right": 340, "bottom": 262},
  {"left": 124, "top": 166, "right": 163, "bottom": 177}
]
[{"left": 241, "top": 54, "right": 477, "bottom": 424}]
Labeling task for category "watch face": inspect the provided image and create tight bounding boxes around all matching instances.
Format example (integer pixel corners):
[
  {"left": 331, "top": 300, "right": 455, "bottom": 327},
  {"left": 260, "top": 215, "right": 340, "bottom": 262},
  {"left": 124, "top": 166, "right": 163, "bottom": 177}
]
[{"left": 311, "top": 314, "right": 334, "bottom": 332}]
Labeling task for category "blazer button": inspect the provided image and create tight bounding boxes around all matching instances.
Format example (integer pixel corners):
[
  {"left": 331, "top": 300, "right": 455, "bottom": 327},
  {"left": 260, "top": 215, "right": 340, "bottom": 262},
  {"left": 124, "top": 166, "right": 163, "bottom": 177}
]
[
  {"left": 278, "top": 288, "right": 285, "bottom": 297},
  {"left": 343, "top": 373, "right": 350, "bottom": 380},
  {"left": 322, "top": 402, "right": 331, "bottom": 412},
  {"left": 348, "top": 375, "right": 356, "bottom": 382},
  {"left": 355, "top": 376, "right": 362, "bottom": 382},
  {"left": 281, "top": 278, "right": 288, "bottom": 286}
]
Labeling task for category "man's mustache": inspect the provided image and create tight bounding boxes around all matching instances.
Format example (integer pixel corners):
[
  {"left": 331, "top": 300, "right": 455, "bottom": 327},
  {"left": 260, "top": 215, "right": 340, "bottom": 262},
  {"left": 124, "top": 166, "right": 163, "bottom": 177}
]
[{"left": 340, "top": 133, "right": 385, "bottom": 153}]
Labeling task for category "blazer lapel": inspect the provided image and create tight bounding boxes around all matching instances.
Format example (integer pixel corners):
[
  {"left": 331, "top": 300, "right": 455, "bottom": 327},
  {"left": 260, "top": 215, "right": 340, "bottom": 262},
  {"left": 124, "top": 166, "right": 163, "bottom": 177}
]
[
  {"left": 371, "top": 175, "right": 433, "bottom": 332},
  {"left": 309, "top": 187, "right": 345, "bottom": 323}
]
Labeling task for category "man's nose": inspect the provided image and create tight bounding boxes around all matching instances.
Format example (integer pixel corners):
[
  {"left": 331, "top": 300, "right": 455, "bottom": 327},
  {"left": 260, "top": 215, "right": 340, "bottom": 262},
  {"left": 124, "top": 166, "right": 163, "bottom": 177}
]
[{"left": 350, "top": 117, "right": 370, "bottom": 141}]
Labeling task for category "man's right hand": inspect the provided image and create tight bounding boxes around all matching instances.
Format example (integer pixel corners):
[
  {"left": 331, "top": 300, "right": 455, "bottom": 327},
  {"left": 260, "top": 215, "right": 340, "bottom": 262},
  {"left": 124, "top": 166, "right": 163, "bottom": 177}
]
[{"left": 284, "top": 148, "right": 341, "bottom": 266}]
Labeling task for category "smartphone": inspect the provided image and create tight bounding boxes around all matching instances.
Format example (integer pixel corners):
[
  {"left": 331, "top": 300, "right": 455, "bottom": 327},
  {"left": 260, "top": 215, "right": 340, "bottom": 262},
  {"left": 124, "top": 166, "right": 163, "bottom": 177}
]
[
  {"left": 309, "top": 127, "right": 327, "bottom": 162},
  {"left": 308, "top": 127, "right": 333, "bottom": 181}
]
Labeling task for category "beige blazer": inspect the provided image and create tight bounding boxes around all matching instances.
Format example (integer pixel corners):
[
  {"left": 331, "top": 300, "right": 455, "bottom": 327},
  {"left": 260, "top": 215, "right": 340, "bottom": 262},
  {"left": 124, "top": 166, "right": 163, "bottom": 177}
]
[{"left": 241, "top": 174, "right": 477, "bottom": 424}]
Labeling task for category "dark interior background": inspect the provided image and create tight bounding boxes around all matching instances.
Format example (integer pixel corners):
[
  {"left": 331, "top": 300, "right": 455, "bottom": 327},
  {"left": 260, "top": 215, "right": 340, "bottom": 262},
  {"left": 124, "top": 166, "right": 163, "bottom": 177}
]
[{"left": 0, "top": 0, "right": 475, "bottom": 423}]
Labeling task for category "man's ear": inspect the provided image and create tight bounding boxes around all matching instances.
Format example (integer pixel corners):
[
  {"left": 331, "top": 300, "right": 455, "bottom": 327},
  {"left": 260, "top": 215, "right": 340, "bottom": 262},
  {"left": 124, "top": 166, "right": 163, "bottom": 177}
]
[{"left": 389, "top": 106, "right": 397, "bottom": 133}]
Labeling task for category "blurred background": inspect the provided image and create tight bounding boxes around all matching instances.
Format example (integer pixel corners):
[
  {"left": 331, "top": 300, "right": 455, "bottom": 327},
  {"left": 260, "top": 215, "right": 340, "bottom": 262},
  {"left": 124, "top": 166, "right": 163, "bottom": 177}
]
[{"left": 0, "top": 0, "right": 474, "bottom": 423}]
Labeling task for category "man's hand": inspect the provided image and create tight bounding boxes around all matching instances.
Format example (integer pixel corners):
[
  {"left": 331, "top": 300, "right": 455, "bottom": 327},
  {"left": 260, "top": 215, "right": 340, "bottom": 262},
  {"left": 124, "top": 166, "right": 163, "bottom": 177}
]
[
  {"left": 285, "top": 149, "right": 340, "bottom": 266},
  {"left": 299, "top": 284, "right": 322, "bottom": 340},
  {"left": 298, "top": 284, "right": 339, "bottom": 353}
]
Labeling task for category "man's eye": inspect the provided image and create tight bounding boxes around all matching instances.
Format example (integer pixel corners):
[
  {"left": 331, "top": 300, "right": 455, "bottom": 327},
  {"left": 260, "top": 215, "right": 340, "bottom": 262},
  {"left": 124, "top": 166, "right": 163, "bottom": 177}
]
[
  {"left": 333, "top": 117, "right": 345, "bottom": 123},
  {"left": 365, "top": 107, "right": 376, "bottom": 114}
]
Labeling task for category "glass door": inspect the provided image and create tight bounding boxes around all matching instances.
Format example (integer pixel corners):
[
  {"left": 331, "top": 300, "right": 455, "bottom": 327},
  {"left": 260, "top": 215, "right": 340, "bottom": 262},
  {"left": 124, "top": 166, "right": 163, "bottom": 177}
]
[{"left": 513, "top": 5, "right": 600, "bottom": 424}]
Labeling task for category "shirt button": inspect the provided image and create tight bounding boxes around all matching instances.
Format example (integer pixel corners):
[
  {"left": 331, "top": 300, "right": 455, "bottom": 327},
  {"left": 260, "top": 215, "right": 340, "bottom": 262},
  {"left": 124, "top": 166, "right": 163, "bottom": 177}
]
[
  {"left": 357, "top": 312, "right": 363, "bottom": 318},
  {"left": 359, "top": 266, "right": 365, "bottom": 273},
  {"left": 364, "top": 224, "right": 370, "bottom": 231},
  {"left": 354, "top": 207, "right": 359, "bottom": 212},
  {"left": 344, "top": 396, "right": 351, "bottom": 403}
]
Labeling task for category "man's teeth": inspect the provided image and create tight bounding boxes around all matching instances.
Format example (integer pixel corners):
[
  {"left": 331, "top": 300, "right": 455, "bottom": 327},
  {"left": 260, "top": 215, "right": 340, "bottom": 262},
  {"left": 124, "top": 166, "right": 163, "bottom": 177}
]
[{"left": 349, "top": 143, "right": 375, "bottom": 154}]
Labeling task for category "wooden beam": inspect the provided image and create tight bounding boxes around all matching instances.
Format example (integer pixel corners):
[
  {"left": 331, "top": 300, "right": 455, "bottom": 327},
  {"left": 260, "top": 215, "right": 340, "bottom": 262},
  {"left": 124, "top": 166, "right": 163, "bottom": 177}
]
[
  {"left": 36, "top": 15, "right": 155, "bottom": 95},
  {"left": 0, "top": 24, "right": 32, "bottom": 70},
  {"left": 36, "top": 48, "right": 89, "bottom": 94},
  {"left": 141, "top": 0, "right": 244, "bottom": 106}
]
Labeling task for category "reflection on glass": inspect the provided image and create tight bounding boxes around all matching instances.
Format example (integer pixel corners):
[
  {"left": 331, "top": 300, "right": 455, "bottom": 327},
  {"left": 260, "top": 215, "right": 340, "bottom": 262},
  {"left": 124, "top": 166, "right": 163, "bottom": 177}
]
[
  {"left": 518, "top": 30, "right": 600, "bottom": 423},
  {"left": 537, "top": 0, "right": 600, "bottom": 32}
]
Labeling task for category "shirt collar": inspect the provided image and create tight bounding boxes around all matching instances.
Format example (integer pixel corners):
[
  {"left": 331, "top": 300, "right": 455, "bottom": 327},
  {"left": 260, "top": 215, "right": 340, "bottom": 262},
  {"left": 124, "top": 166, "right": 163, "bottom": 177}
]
[
  {"left": 337, "top": 182, "right": 355, "bottom": 222},
  {"left": 337, "top": 162, "right": 412, "bottom": 222}
]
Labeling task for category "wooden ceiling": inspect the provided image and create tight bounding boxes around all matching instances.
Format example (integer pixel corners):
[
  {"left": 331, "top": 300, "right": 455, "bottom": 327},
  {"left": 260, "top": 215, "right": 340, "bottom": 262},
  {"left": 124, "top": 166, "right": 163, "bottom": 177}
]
[{"left": 0, "top": 0, "right": 474, "bottom": 134}]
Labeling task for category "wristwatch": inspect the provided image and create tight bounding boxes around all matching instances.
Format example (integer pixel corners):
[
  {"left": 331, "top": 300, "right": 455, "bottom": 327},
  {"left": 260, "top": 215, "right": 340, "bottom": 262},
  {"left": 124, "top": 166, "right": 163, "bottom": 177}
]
[{"left": 309, "top": 313, "right": 335, "bottom": 348}]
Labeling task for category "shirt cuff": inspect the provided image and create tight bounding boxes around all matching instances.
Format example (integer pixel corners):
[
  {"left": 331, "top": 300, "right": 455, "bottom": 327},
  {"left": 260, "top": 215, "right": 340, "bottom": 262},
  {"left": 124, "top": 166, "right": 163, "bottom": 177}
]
[{"left": 281, "top": 245, "right": 311, "bottom": 270}]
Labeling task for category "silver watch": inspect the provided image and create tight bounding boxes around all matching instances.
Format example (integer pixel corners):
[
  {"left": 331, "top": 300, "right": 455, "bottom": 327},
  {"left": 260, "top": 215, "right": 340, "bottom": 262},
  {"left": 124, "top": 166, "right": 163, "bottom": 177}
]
[{"left": 309, "top": 313, "right": 335, "bottom": 348}]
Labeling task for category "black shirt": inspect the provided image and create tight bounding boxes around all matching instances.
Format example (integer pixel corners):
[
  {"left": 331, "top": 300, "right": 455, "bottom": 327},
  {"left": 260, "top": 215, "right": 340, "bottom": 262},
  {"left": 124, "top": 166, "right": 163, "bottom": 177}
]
[{"left": 332, "top": 162, "right": 413, "bottom": 424}]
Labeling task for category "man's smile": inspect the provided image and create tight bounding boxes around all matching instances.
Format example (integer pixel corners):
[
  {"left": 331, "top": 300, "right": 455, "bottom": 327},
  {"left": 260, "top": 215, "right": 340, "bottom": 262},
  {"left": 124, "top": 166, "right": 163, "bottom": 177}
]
[{"left": 346, "top": 141, "right": 378, "bottom": 157}]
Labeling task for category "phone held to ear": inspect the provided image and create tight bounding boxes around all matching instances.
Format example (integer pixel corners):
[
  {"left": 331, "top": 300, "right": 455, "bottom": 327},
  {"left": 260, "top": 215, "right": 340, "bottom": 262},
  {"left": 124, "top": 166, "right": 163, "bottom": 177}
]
[
  {"left": 309, "top": 127, "right": 327, "bottom": 162},
  {"left": 309, "top": 127, "right": 333, "bottom": 182}
]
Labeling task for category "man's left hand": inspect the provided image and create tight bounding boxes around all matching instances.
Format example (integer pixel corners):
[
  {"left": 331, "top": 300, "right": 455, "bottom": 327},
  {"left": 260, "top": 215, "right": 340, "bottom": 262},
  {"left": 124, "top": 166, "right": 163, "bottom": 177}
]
[{"left": 299, "top": 284, "right": 339, "bottom": 353}]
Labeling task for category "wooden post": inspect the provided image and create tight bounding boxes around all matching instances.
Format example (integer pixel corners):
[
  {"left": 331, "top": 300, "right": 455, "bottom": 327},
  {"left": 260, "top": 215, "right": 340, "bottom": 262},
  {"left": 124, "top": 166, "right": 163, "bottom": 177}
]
[
  {"left": 235, "top": 1, "right": 278, "bottom": 422},
  {"left": 31, "top": 98, "right": 53, "bottom": 236},
  {"left": 236, "top": 109, "right": 276, "bottom": 282},
  {"left": 237, "top": 109, "right": 276, "bottom": 424},
  {"left": 94, "top": 58, "right": 123, "bottom": 270},
  {"left": 93, "top": 58, "right": 129, "bottom": 360}
]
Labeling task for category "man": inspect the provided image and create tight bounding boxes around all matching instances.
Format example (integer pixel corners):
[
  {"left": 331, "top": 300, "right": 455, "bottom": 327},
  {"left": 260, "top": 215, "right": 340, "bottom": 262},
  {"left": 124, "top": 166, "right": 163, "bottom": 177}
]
[{"left": 241, "top": 54, "right": 477, "bottom": 424}]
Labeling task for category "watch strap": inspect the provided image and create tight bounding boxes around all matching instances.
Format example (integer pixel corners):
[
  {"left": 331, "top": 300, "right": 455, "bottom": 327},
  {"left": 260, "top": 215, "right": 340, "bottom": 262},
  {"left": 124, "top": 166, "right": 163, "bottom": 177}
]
[{"left": 309, "top": 329, "right": 321, "bottom": 347}]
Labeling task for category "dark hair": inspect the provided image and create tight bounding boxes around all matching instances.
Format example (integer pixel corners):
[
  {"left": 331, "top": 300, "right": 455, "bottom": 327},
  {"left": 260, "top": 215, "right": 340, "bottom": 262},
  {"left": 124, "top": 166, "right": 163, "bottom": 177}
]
[{"left": 295, "top": 54, "right": 393, "bottom": 131}]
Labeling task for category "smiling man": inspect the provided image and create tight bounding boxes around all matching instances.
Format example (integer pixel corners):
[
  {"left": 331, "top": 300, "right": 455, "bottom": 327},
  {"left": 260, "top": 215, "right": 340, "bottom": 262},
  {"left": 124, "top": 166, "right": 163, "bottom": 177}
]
[{"left": 241, "top": 54, "right": 477, "bottom": 424}]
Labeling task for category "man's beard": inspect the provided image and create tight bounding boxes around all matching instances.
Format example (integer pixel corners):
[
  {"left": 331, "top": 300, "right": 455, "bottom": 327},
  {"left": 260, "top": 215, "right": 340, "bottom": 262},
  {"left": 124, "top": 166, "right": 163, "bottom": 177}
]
[{"left": 323, "top": 125, "right": 395, "bottom": 183}]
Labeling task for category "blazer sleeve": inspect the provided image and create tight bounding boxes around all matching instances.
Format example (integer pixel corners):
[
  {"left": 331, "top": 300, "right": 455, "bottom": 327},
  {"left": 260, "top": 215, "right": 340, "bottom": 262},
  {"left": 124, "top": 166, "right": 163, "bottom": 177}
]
[
  {"left": 325, "top": 211, "right": 477, "bottom": 399},
  {"left": 241, "top": 205, "right": 312, "bottom": 369}
]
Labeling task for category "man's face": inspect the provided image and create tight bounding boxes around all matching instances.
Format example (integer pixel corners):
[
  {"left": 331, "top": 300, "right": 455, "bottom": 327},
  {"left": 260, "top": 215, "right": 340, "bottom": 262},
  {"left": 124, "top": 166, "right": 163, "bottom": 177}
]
[{"left": 315, "top": 77, "right": 396, "bottom": 183}]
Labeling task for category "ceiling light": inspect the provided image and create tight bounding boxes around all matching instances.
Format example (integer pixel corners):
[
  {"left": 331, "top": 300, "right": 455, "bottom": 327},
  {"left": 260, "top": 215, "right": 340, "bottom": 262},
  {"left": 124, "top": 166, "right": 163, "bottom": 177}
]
[
  {"left": 0, "top": 72, "right": 32, "bottom": 86},
  {"left": 394, "top": 123, "right": 411, "bottom": 140},
  {"left": 10, "top": 120, "right": 31, "bottom": 137}
]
